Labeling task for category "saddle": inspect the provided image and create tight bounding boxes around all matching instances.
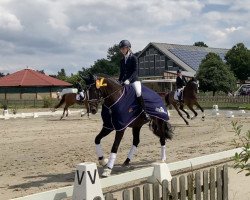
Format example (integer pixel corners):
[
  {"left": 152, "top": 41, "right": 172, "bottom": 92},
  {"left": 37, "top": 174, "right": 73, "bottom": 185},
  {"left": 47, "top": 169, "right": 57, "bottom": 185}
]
[
  {"left": 76, "top": 94, "right": 84, "bottom": 102},
  {"left": 101, "top": 85, "right": 169, "bottom": 131},
  {"left": 174, "top": 88, "right": 184, "bottom": 102}
]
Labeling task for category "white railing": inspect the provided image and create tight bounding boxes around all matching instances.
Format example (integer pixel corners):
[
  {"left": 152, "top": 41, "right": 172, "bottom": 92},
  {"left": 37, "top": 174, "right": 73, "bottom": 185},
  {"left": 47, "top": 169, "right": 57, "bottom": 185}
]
[{"left": 12, "top": 147, "right": 243, "bottom": 200}]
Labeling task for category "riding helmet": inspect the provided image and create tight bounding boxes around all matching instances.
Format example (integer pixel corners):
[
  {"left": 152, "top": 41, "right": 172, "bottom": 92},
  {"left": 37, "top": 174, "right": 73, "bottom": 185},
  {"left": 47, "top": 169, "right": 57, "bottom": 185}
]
[
  {"left": 119, "top": 40, "right": 131, "bottom": 48},
  {"left": 177, "top": 69, "right": 182, "bottom": 73}
]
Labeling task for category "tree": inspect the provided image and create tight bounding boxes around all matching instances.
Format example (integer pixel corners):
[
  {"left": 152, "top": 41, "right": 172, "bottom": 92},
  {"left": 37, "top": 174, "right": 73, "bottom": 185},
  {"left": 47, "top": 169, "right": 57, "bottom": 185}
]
[
  {"left": 232, "top": 121, "right": 250, "bottom": 176},
  {"left": 36, "top": 70, "right": 45, "bottom": 74},
  {"left": 193, "top": 41, "right": 208, "bottom": 47},
  {"left": 57, "top": 68, "right": 67, "bottom": 81},
  {"left": 0, "top": 72, "right": 4, "bottom": 77},
  {"left": 78, "top": 44, "right": 122, "bottom": 78},
  {"left": 225, "top": 43, "right": 250, "bottom": 83},
  {"left": 196, "top": 52, "right": 236, "bottom": 96}
]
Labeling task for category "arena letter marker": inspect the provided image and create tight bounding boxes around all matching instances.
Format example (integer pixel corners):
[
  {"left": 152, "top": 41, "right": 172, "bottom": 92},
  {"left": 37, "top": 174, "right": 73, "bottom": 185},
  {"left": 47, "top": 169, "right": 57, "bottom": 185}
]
[{"left": 72, "top": 162, "right": 104, "bottom": 200}]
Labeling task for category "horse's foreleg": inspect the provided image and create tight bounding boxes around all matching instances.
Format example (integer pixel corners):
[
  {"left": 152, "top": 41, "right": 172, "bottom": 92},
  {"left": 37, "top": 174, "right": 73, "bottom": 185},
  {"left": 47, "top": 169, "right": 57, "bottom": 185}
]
[
  {"left": 123, "top": 126, "right": 142, "bottom": 167},
  {"left": 60, "top": 107, "right": 66, "bottom": 120},
  {"left": 66, "top": 108, "right": 69, "bottom": 117},
  {"left": 179, "top": 104, "right": 190, "bottom": 119},
  {"left": 173, "top": 104, "right": 189, "bottom": 125},
  {"left": 186, "top": 104, "right": 198, "bottom": 120},
  {"left": 102, "top": 130, "right": 124, "bottom": 177},
  {"left": 95, "top": 128, "right": 113, "bottom": 166},
  {"left": 159, "top": 120, "right": 167, "bottom": 162},
  {"left": 195, "top": 102, "right": 205, "bottom": 121}
]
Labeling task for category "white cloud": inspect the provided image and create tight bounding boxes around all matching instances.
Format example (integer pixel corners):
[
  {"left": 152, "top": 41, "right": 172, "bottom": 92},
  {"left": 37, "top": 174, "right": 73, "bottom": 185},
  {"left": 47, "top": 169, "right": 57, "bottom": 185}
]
[
  {"left": 0, "top": 7, "right": 22, "bottom": 31},
  {"left": 77, "top": 23, "right": 98, "bottom": 32},
  {"left": 225, "top": 26, "right": 243, "bottom": 33},
  {"left": 0, "top": 0, "right": 249, "bottom": 74}
]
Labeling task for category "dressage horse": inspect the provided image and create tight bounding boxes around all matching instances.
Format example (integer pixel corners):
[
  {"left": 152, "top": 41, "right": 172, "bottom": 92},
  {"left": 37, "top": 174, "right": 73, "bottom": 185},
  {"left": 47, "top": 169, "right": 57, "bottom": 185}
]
[
  {"left": 85, "top": 75, "right": 173, "bottom": 177},
  {"left": 54, "top": 91, "right": 90, "bottom": 120},
  {"left": 165, "top": 79, "right": 205, "bottom": 125}
]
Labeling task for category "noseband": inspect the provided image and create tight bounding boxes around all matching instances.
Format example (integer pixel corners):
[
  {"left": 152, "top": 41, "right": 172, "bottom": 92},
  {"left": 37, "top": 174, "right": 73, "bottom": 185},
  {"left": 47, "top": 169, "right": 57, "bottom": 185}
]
[{"left": 86, "top": 83, "right": 124, "bottom": 107}]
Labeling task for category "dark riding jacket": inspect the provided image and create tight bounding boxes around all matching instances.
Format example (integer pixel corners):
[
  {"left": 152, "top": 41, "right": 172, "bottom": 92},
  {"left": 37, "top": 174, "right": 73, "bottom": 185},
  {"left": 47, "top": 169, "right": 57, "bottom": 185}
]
[
  {"left": 176, "top": 76, "right": 187, "bottom": 89},
  {"left": 118, "top": 53, "right": 138, "bottom": 83},
  {"left": 75, "top": 82, "right": 83, "bottom": 93}
]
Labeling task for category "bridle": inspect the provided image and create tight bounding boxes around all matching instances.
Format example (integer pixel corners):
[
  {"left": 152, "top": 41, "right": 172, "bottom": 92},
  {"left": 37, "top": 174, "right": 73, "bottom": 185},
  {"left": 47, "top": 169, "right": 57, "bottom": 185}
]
[{"left": 85, "top": 82, "right": 124, "bottom": 107}]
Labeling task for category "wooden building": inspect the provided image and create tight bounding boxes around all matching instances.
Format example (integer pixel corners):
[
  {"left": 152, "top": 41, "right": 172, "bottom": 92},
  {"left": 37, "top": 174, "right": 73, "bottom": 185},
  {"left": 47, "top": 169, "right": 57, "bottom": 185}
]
[
  {"left": 138, "top": 42, "right": 228, "bottom": 92},
  {"left": 0, "top": 69, "right": 72, "bottom": 100}
]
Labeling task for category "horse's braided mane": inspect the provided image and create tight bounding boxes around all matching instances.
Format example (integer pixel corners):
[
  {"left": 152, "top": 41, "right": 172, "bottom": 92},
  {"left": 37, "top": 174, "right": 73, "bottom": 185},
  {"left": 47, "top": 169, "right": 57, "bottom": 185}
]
[{"left": 96, "top": 74, "right": 119, "bottom": 85}]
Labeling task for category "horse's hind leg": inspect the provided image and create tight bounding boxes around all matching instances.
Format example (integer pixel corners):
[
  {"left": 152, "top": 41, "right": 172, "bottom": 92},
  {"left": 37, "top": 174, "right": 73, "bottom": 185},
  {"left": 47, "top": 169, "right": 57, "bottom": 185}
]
[
  {"left": 179, "top": 104, "right": 190, "bottom": 119},
  {"left": 186, "top": 104, "right": 198, "bottom": 120},
  {"left": 195, "top": 102, "right": 205, "bottom": 121},
  {"left": 122, "top": 126, "right": 142, "bottom": 167},
  {"left": 102, "top": 130, "right": 125, "bottom": 177},
  {"left": 173, "top": 104, "right": 189, "bottom": 125},
  {"left": 95, "top": 128, "right": 113, "bottom": 166}
]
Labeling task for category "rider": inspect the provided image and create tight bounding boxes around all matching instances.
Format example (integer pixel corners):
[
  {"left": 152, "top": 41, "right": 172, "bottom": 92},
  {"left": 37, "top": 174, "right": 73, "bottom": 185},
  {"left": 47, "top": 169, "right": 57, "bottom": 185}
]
[
  {"left": 118, "top": 39, "right": 150, "bottom": 121},
  {"left": 176, "top": 69, "right": 187, "bottom": 102},
  {"left": 75, "top": 78, "right": 85, "bottom": 101}
]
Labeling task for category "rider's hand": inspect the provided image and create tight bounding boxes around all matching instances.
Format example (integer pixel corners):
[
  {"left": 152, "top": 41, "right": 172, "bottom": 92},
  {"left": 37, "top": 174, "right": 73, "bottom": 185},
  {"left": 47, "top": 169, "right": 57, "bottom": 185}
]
[{"left": 124, "top": 80, "right": 130, "bottom": 85}]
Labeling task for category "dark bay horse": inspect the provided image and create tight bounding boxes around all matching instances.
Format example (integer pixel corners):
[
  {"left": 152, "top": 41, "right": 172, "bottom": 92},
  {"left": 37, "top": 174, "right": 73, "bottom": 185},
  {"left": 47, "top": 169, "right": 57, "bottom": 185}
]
[
  {"left": 85, "top": 75, "right": 173, "bottom": 177},
  {"left": 165, "top": 79, "right": 205, "bottom": 125},
  {"left": 53, "top": 92, "right": 90, "bottom": 120}
]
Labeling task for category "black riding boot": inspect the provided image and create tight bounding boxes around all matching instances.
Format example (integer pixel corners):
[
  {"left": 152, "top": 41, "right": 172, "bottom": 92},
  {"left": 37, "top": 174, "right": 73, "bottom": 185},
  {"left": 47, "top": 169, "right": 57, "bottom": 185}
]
[{"left": 137, "top": 96, "right": 150, "bottom": 121}]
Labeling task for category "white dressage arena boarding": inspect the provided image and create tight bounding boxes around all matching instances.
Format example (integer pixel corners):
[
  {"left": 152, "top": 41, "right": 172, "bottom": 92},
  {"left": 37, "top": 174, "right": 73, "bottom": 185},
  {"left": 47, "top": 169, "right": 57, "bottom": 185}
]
[
  {"left": 0, "top": 110, "right": 85, "bottom": 120},
  {"left": 11, "top": 147, "right": 243, "bottom": 200}
]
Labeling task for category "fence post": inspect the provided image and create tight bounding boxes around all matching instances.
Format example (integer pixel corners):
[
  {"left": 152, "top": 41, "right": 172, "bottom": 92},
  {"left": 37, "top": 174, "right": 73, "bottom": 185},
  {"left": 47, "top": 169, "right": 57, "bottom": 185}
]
[
  {"left": 195, "top": 171, "right": 201, "bottom": 200},
  {"left": 222, "top": 165, "right": 228, "bottom": 200},
  {"left": 171, "top": 177, "right": 178, "bottom": 200},
  {"left": 133, "top": 187, "right": 141, "bottom": 200},
  {"left": 105, "top": 193, "right": 113, "bottom": 200},
  {"left": 203, "top": 170, "right": 209, "bottom": 200},
  {"left": 210, "top": 168, "right": 215, "bottom": 200},
  {"left": 217, "top": 167, "right": 223, "bottom": 200},
  {"left": 143, "top": 184, "right": 150, "bottom": 200},
  {"left": 187, "top": 173, "right": 194, "bottom": 200},
  {"left": 153, "top": 182, "right": 160, "bottom": 200},
  {"left": 123, "top": 189, "right": 130, "bottom": 200},
  {"left": 179, "top": 175, "right": 185, "bottom": 200},
  {"left": 162, "top": 180, "right": 169, "bottom": 200}
]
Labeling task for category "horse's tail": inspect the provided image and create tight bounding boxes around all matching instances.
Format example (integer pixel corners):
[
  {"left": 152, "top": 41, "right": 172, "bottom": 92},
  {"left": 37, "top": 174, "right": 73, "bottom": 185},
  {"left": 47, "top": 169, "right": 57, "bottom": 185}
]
[
  {"left": 163, "top": 120, "right": 174, "bottom": 140},
  {"left": 54, "top": 94, "right": 66, "bottom": 109},
  {"left": 149, "top": 119, "right": 174, "bottom": 140},
  {"left": 165, "top": 93, "right": 170, "bottom": 106}
]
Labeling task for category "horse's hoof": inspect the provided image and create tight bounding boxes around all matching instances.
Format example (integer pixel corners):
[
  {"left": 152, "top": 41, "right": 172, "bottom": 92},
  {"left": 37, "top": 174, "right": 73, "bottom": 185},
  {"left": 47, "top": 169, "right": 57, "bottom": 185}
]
[
  {"left": 187, "top": 115, "right": 190, "bottom": 119},
  {"left": 102, "top": 167, "right": 112, "bottom": 177},
  {"left": 99, "top": 158, "right": 108, "bottom": 167},
  {"left": 122, "top": 160, "right": 130, "bottom": 167},
  {"left": 161, "top": 159, "right": 166, "bottom": 163}
]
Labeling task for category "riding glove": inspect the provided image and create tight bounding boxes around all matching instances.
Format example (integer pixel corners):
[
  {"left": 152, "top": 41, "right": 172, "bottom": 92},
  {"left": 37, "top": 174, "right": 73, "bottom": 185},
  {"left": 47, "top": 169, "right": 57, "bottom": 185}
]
[{"left": 124, "top": 80, "right": 130, "bottom": 85}]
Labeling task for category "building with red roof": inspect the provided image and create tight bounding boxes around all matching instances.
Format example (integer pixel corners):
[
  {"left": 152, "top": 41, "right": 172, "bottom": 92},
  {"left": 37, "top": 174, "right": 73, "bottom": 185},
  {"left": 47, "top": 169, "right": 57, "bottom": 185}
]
[{"left": 0, "top": 69, "right": 72, "bottom": 100}]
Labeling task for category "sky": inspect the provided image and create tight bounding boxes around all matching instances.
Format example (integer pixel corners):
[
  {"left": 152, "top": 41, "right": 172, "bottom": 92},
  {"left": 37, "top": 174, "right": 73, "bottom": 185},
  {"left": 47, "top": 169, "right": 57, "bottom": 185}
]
[{"left": 0, "top": 0, "right": 250, "bottom": 75}]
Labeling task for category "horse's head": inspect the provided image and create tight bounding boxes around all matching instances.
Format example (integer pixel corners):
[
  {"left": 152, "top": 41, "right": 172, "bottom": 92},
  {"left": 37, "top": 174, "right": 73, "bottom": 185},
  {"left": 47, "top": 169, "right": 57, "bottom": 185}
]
[
  {"left": 84, "top": 74, "right": 123, "bottom": 114},
  {"left": 84, "top": 74, "right": 100, "bottom": 114}
]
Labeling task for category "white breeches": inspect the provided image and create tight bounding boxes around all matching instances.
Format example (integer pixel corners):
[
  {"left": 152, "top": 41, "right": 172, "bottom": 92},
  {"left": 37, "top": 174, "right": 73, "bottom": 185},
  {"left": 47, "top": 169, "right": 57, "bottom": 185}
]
[
  {"left": 174, "top": 88, "right": 183, "bottom": 100},
  {"left": 131, "top": 81, "right": 142, "bottom": 97},
  {"left": 79, "top": 91, "right": 84, "bottom": 98}
]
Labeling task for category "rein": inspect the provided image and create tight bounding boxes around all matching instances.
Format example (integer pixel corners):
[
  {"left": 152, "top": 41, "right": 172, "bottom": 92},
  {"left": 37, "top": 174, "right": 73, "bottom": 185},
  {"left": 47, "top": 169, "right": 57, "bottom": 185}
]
[{"left": 86, "top": 82, "right": 124, "bottom": 105}]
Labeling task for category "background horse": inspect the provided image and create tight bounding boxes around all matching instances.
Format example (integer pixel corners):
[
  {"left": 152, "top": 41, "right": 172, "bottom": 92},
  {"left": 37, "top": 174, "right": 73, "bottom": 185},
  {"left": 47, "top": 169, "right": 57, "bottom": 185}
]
[
  {"left": 165, "top": 79, "right": 205, "bottom": 125},
  {"left": 54, "top": 92, "right": 90, "bottom": 120},
  {"left": 85, "top": 75, "right": 173, "bottom": 177}
]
